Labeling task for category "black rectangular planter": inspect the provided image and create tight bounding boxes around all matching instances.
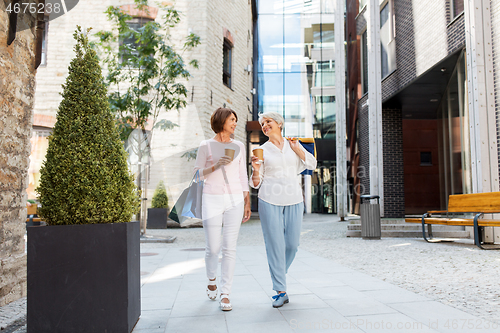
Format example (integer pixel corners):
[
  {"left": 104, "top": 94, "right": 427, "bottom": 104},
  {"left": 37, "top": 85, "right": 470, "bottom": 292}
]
[
  {"left": 147, "top": 208, "right": 168, "bottom": 229},
  {"left": 27, "top": 222, "right": 141, "bottom": 333}
]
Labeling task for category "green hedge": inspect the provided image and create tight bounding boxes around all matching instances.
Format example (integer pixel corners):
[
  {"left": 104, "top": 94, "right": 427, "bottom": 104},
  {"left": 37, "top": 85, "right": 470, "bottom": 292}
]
[{"left": 151, "top": 181, "right": 169, "bottom": 209}]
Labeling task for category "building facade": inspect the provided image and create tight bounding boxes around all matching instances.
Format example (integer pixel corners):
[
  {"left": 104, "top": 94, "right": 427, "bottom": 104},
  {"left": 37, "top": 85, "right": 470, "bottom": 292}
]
[
  {"left": 31, "top": 0, "right": 255, "bottom": 210},
  {"left": 347, "top": 0, "right": 499, "bottom": 243},
  {"left": 248, "top": 0, "right": 339, "bottom": 214},
  {"left": 1, "top": 0, "right": 42, "bottom": 305}
]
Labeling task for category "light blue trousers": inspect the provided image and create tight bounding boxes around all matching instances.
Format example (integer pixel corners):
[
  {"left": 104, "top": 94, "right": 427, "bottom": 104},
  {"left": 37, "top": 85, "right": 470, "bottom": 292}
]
[{"left": 258, "top": 199, "right": 304, "bottom": 292}]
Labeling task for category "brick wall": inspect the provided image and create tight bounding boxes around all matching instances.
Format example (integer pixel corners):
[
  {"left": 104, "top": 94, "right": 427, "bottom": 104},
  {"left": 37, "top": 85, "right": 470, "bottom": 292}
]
[
  {"left": 382, "top": 109, "right": 404, "bottom": 217},
  {"left": 491, "top": 0, "right": 500, "bottom": 185},
  {"left": 355, "top": 0, "right": 466, "bottom": 215},
  {"left": 0, "top": 0, "right": 37, "bottom": 305},
  {"left": 33, "top": 0, "right": 254, "bottom": 206},
  {"left": 147, "top": 0, "right": 254, "bottom": 203},
  {"left": 381, "top": 0, "right": 465, "bottom": 102}
]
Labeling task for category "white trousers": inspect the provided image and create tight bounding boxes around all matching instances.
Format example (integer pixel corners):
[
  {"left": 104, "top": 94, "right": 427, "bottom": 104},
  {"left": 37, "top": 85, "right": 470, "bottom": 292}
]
[{"left": 202, "top": 193, "right": 244, "bottom": 295}]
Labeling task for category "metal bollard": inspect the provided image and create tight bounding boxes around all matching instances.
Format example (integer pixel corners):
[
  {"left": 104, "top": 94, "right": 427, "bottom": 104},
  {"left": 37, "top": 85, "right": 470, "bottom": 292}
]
[{"left": 360, "top": 195, "right": 381, "bottom": 239}]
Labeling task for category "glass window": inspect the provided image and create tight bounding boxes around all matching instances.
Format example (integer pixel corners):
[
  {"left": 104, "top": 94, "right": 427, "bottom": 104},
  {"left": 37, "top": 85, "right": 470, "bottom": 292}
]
[
  {"left": 380, "top": 3, "right": 389, "bottom": 26},
  {"left": 223, "top": 38, "right": 232, "bottom": 88},
  {"left": 420, "top": 152, "right": 432, "bottom": 166},
  {"left": 315, "top": 95, "right": 336, "bottom": 124},
  {"left": 259, "top": 0, "right": 285, "bottom": 14},
  {"left": 361, "top": 30, "right": 368, "bottom": 94},
  {"left": 258, "top": 73, "right": 284, "bottom": 114},
  {"left": 380, "top": 2, "right": 389, "bottom": 78},
  {"left": 284, "top": 14, "right": 327, "bottom": 72},
  {"left": 257, "top": 3, "right": 338, "bottom": 139},
  {"left": 381, "top": 43, "right": 389, "bottom": 78},
  {"left": 40, "top": 17, "right": 49, "bottom": 67},
  {"left": 284, "top": 0, "right": 321, "bottom": 14},
  {"left": 315, "top": 61, "right": 335, "bottom": 87},
  {"left": 258, "top": 15, "right": 284, "bottom": 72},
  {"left": 452, "top": 0, "right": 464, "bottom": 18},
  {"left": 321, "top": 0, "right": 335, "bottom": 13},
  {"left": 120, "top": 18, "right": 153, "bottom": 65}
]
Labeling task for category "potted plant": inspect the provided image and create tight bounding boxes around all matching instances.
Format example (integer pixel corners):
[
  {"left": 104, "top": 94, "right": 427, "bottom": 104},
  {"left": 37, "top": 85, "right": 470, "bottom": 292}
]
[
  {"left": 28, "top": 27, "right": 141, "bottom": 333},
  {"left": 147, "top": 181, "right": 169, "bottom": 229}
]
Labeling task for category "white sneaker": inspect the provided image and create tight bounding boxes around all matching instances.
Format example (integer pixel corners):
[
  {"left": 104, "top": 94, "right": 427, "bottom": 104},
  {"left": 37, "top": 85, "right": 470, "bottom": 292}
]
[{"left": 207, "top": 278, "right": 217, "bottom": 300}]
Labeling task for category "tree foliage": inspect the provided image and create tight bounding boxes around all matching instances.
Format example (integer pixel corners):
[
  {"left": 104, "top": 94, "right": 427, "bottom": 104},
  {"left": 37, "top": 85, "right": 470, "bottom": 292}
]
[
  {"left": 36, "top": 27, "right": 139, "bottom": 225},
  {"left": 151, "top": 180, "right": 169, "bottom": 209},
  {"left": 95, "top": 0, "right": 201, "bottom": 140}
]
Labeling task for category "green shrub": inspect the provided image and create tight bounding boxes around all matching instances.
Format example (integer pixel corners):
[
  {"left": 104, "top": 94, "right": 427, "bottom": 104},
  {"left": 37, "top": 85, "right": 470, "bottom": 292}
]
[
  {"left": 36, "top": 27, "right": 139, "bottom": 225},
  {"left": 151, "top": 181, "right": 169, "bottom": 209}
]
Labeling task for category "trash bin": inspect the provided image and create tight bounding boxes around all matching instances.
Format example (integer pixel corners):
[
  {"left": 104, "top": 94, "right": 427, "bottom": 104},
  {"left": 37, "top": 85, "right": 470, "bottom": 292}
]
[{"left": 360, "top": 195, "right": 381, "bottom": 239}]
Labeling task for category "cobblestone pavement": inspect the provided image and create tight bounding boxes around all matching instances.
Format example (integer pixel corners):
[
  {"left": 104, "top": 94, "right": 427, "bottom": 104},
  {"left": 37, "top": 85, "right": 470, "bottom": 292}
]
[
  {"left": 3, "top": 213, "right": 498, "bottom": 331},
  {"left": 0, "top": 298, "right": 26, "bottom": 332}
]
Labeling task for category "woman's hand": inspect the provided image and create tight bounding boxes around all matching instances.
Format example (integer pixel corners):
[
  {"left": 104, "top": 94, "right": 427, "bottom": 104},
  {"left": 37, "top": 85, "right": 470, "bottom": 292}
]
[
  {"left": 287, "top": 137, "right": 306, "bottom": 161},
  {"left": 242, "top": 192, "right": 251, "bottom": 223},
  {"left": 251, "top": 155, "right": 261, "bottom": 172},
  {"left": 287, "top": 137, "right": 300, "bottom": 151},
  {"left": 216, "top": 156, "right": 232, "bottom": 168},
  {"left": 242, "top": 204, "right": 251, "bottom": 223}
]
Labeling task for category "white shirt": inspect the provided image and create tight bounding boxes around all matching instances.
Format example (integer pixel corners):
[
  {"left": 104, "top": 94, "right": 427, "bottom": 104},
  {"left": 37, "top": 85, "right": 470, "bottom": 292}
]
[
  {"left": 249, "top": 140, "right": 317, "bottom": 206},
  {"left": 194, "top": 139, "right": 249, "bottom": 195}
]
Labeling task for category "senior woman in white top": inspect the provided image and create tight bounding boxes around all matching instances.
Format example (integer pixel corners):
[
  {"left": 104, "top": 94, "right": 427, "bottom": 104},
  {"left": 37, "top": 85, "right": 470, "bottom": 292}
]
[{"left": 250, "top": 112, "right": 317, "bottom": 308}]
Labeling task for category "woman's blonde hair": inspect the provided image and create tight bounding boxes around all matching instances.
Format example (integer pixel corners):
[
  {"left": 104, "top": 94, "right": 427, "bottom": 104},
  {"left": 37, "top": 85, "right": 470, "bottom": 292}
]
[{"left": 258, "top": 112, "right": 284, "bottom": 129}]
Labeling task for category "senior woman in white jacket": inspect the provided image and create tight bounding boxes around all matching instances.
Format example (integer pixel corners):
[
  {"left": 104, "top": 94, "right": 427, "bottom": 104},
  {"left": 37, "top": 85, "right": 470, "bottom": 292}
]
[{"left": 250, "top": 112, "right": 317, "bottom": 308}]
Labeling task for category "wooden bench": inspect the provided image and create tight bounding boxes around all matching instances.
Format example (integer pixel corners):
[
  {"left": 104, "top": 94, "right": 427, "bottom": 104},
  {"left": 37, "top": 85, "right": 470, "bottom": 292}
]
[
  {"left": 405, "top": 192, "right": 500, "bottom": 250},
  {"left": 26, "top": 203, "right": 43, "bottom": 225}
]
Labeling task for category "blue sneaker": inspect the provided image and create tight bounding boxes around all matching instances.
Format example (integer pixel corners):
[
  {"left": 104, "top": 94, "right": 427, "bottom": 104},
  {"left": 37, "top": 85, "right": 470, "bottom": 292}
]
[{"left": 272, "top": 292, "right": 289, "bottom": 308}]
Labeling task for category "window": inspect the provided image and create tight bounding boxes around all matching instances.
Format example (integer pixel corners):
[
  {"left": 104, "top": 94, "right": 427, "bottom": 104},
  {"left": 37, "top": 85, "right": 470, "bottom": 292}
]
[
  {"left": 223, "top": 38, "right": 233, "bottom": 88},
  {"left": 315, "top": 61, "right": 335, "bottom": 87},
  {"left": 420, "top": 152, "right": 432, "bottom": 166},
  {"left": 452, "top": 0, "right": 464, "bottom": 18},
  {"left": 380, "top": 1, "right": 396, "bottom": 78},
  {"left": 120, "top": 18, "right": 153, "bottom": 66},
  {"left": 361, "top": 30, "right": 368, "bottom": 94},
  {"left": 40, "top": 17, "right": 49, "bottom": 67}
]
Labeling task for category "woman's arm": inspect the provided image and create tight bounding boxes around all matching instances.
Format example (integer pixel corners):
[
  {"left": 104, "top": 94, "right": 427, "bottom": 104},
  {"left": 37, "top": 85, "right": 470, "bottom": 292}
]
[
  {"left": 288, "top": 139, "right": 317, "bottom": 171},
  {"left": 193, "top": 142, "right": 231, "bottom": 178},
  {"left": 289, "top": 139, "right": 306, "bottom": 161}
]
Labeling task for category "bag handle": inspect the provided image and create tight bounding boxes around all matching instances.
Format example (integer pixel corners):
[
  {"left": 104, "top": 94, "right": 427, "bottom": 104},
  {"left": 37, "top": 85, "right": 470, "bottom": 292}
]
[{"left": 189, "top": 169, "right": 201, "bottom": 186}]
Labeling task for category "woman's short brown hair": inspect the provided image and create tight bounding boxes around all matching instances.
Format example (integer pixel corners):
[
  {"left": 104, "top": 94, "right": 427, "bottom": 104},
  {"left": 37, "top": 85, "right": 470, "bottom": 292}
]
[{"left": 210, "top": 107, "right": 238, "bottom": 133}]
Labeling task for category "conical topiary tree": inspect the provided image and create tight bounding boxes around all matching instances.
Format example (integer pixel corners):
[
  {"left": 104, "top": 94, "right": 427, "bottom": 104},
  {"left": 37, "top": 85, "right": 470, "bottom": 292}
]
[
  {"left": 151, "top": 181, "right": 168, "bottom": 209},
  {"left": 36, "top": 27, "right": 139, "bottom": 225}
]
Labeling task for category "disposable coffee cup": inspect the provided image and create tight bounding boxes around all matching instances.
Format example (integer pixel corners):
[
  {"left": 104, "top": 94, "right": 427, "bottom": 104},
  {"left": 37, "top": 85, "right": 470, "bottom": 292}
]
[
  {"left": 253, "top": 148, "right": 264, "bottom": 163},
  {"left": 225, "top": 148, "right": 235, "bottom": 161}
]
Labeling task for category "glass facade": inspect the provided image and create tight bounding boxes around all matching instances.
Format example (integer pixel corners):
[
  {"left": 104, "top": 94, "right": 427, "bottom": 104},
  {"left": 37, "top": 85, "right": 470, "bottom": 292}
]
[
  {"left": 437, "top": 52, "right": 471, "bottom": 208},
  {"left": 257, "top": 0, "right": 336, "bottom": 139},
  {"left": 255, "top": 0, "right": 338, "bottom": 213}
]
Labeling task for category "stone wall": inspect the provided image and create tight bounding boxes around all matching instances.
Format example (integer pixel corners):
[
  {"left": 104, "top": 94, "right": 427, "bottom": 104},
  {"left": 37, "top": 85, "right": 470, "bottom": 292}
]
[
  {"left": 0, "top": 0, "right": 38, "bottom": 305},
  {"left": 33, "top": 0, "right": 254, "bottom": 207}
]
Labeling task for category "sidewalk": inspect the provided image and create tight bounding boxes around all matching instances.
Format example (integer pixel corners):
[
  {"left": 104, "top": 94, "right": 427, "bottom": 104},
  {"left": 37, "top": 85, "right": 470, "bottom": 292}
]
[
  {"left": 2, "top": 214, "right": 498, "bottom": 332},
  {"left": 135, "top": 244, "right": 498, "bottom": 332}
]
